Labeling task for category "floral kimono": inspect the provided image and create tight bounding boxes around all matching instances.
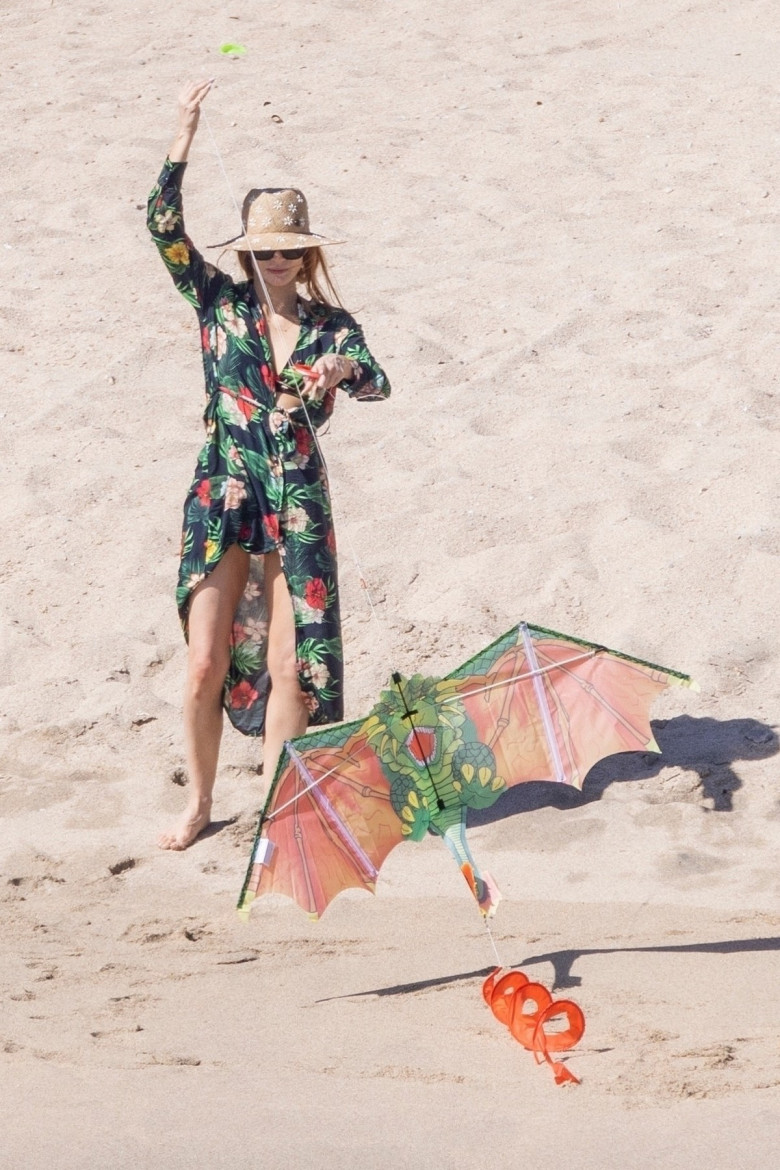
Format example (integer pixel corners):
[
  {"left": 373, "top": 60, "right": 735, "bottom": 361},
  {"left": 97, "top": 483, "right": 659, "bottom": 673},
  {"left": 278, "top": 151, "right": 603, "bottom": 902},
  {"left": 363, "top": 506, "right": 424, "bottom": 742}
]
[{"left": 147, "top": 158, "right": 390, "bottom": 735}]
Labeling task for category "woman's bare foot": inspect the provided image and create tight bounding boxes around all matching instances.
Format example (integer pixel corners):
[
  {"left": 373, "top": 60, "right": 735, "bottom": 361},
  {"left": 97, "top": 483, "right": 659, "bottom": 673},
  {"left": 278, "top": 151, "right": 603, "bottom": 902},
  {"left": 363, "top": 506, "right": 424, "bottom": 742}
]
[{"left": 157, "top": 800, "right": 212, "bottom": 850}]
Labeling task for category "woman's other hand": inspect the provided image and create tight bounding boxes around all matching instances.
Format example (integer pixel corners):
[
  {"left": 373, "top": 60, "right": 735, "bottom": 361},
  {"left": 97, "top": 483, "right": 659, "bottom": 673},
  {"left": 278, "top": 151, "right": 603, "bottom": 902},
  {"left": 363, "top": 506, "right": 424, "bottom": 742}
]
[{"left": 305, "top": 355, "right": 355, "bottom": 399}]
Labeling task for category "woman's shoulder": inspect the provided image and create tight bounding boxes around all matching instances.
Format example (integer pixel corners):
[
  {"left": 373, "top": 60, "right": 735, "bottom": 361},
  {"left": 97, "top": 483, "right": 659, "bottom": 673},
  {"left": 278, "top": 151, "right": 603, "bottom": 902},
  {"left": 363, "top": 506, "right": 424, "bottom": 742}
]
[
  {"left": 232, "top": 276, "right": 253, "bottom": 299},
  {"left": 302, "top": 299, "right": 357, "bottom": 331},
  {"left": 210, "top": 272, "right": 249, "bottom": 303}
]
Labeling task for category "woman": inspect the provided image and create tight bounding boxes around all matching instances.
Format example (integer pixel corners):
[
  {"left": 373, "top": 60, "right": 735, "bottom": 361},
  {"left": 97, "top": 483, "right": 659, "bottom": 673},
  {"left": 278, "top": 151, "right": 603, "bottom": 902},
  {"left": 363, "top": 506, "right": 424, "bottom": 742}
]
[{"left": 148, "top": 80, "right": 390, "bottom": 850}]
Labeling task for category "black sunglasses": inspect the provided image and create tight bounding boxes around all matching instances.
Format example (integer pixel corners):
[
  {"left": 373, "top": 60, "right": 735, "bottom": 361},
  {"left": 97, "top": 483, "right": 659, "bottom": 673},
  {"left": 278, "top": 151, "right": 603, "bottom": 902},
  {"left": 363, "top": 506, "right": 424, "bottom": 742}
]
[{"left": 252, "top": 248, "right": 306, "bottom": 261}]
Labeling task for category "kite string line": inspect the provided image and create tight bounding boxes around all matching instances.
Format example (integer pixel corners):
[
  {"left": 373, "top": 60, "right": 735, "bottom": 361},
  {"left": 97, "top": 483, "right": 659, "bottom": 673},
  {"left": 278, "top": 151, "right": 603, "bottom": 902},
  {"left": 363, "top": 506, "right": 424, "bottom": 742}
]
[
  {"left": 483, "top": 918, "right": 504, "bottom": 969},
  {"left": 201, "top": 106, "right": 327, "bottom": 462},
  {"left": 342, "top": 524, "right": 383, "bottom": 623},
  {"left": 200, "top": 108, "right": 276, "bottom": 330},
  {"left": 201, "top": 103, "right": 379, "bottom": 616}
]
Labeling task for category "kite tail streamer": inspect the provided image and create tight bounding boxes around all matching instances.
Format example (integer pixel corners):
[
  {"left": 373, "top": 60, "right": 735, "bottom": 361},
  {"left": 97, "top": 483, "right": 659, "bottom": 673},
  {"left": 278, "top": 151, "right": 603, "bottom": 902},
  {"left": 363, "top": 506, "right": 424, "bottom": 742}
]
[{"left": 481, "top": 967, "right": 585, "bottom": 1086}]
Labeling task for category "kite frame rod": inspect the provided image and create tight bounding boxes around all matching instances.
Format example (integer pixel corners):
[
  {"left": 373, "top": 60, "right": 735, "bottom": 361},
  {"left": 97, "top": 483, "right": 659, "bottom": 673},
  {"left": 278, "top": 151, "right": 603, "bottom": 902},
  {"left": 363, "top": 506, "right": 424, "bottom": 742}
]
[
  {"left": 438, "top": 649, "right": 597, "bottom": 705},
  {"left": 265, "top": 749, "right": 347, "bottom": 821},
  {"left": 521, "top": 623, "right": 568, "bottom": 784}
]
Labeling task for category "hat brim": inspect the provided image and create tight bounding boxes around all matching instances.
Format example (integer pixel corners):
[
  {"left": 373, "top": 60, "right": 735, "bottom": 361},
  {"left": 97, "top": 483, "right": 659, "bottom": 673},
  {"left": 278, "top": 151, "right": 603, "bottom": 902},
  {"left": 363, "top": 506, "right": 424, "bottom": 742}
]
[{"left": 209, "top": 231, "right": 344, "bottom": 252}]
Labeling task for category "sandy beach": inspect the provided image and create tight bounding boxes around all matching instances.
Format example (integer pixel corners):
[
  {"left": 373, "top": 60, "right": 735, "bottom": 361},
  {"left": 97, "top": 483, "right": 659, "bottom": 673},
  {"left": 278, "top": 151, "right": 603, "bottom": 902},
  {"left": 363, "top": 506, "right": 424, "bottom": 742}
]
[{"left": 1, "top": 1, "right": 779, "bottom": 1165}]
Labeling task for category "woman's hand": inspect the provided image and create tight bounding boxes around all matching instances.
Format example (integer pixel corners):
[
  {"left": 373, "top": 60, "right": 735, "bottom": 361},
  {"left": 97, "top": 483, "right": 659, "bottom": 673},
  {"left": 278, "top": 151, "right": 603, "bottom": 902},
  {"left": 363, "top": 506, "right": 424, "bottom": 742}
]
[
  {"left": 275, "top": 356, "right": 355, "bottom": 412},
  {"left": 168, "top": 79, "right": 214, "bottom": 162},
  {"left": 304, "top": 355, "right": 356, "bottom": 399},
  {"left": 178, "top": 78, "right": 213, "bottom": 136}
]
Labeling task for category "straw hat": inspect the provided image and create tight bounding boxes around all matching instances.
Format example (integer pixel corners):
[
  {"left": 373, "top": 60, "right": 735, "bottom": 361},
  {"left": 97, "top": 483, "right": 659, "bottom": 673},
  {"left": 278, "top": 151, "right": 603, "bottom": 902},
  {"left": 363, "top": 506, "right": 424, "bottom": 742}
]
[{"left": 214, "top": 187, "right": 343, "bottom": 252}]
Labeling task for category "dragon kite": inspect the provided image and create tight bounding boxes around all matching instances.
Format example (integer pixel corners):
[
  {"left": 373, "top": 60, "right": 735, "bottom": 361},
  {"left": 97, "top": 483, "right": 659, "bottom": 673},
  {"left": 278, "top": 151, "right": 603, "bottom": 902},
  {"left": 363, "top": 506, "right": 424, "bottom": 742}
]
[{"left": 238, "top": 622, "right": 695, "bottom": 919}]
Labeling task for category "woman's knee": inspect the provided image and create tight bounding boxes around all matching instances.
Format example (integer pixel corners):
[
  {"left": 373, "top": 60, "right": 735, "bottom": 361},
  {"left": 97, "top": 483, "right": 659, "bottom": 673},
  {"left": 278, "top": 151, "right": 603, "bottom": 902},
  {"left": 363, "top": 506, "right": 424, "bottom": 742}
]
[
  {"left": 186, "top": 646, "right": 230, "bottom": 699},
  {"left": 266, "top": 643, "right": 300, "bottom": 691}
]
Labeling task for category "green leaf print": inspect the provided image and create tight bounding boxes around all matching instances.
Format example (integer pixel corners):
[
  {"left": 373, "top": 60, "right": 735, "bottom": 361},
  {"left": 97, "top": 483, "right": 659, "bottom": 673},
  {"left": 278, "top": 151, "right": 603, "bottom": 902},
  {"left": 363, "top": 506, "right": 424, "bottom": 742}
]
[
  {"left": 231, "top": 639, "right": 264, "bottom": 676},
  {"left": 296, "top": 636, "right": 342, "bottom": 662}
]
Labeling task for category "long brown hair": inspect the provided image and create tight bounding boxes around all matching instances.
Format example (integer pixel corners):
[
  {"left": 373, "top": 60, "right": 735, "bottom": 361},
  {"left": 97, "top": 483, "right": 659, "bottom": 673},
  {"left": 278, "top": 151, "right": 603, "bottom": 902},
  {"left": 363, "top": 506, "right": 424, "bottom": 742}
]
[{"left": 238, "top": 247, "right": 345, "bottom": 309}]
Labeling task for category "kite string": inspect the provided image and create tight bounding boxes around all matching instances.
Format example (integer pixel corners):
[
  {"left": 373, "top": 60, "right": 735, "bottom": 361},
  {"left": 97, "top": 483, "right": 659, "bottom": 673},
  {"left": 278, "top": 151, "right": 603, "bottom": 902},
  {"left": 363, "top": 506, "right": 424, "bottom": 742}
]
[
  {"left": 200, "top": 107, "right": 277, "bottom": 329},
  {"left": 201, "top": 102, "right": 380, "bottom": 617},
  {"left": 342, "top": 524, "right": 383, "bottom": 623},
  {"left": 201, "top": 102, "right": 323, "bottom": 465},
  {"left": 201, "top": 108, "right": 249, "bottom": 252}
]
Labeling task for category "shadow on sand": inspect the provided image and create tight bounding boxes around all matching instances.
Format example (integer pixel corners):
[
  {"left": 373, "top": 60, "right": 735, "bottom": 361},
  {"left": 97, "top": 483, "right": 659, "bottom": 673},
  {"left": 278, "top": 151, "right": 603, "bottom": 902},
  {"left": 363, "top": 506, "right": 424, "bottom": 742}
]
[
  {"left": 309, "top": 718, "right": 780, "bottom": 1004},
  {"left": 317, "top": 935, "right": 780, "bottom": 1000},
  {"left": 467, "top": 713, "right": 778, "bottom": 822}
]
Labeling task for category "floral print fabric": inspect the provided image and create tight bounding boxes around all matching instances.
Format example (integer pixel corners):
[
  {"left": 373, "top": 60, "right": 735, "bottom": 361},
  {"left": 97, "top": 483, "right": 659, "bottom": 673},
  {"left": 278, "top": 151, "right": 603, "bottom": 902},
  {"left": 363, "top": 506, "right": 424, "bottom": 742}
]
[{"left": 147, "top": 158, "right": 390, "bottom": 736}]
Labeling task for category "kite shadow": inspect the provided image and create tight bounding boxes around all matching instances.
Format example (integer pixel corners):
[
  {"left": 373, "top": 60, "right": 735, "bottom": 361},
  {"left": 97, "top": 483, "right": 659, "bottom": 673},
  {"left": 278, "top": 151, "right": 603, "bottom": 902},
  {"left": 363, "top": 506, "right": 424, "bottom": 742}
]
[
  {"left": 468, "top": 714, "right": 778, "bottom": 823},
  {"left": 520, "top": 934, "right": 780, "bottom": 990},
  {"left": 318, "top": 935, "right": 780, "bottom": 1000}
]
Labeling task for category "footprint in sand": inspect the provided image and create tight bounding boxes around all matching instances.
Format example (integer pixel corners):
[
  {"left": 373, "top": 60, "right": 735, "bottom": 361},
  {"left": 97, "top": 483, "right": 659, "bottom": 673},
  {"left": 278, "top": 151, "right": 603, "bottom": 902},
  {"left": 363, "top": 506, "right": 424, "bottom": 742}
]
[{"left": 121, "top": 920, "right": 178, "bottom": 945}]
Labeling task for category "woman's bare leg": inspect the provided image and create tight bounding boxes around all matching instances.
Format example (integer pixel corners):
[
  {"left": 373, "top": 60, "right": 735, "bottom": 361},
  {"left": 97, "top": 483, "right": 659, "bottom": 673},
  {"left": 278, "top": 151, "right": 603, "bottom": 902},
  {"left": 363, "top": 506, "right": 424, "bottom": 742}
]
[
  {"left": 262, "top": 552, "right": 309, "bottom": 784},
  {"left": 158, "top": 545, "right": 249, "bottom": 850}
]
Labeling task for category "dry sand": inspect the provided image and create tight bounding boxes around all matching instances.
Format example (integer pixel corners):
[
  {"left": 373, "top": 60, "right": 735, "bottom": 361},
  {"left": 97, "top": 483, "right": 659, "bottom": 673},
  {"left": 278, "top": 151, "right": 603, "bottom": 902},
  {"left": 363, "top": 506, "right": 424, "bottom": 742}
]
[{"left": 1, "top": 0, "right": 779, "bottom": 1165}]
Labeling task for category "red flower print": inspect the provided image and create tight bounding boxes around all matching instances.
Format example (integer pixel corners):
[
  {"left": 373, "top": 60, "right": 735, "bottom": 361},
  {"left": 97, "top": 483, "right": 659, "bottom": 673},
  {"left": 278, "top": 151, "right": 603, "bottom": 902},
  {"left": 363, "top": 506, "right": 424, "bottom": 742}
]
[
  {"left": 220, "top": 384, "right": 256, "bottom": 420},
  {"left": 260, "top": 363, "right": 274, "bottom": 389},
  {"left": 326, "top": 528, "right": 337, "bottom": 555},
  {"left": 304, "top": 578, "right": 327, "bottom": 611},
  {"left": 230, "top": 680, "right": 259, "bottom": 710},
  {"left": 295, "top": 427, "right": 312, "bottom": 458},
  {"left": 232, "top": 621, "right": 247, "bottom": 644},
  {"left": 196, "top": 479, "right": 211, "bottom": 506},
  {"left": 238, "top": 521, "right": 253, "bottom": 542},
  {"left": 201, "top": 325, "right": 211, "bottom": 351},
  {"left": 263, "top": 513, "right": 280, "bottom": 542}
]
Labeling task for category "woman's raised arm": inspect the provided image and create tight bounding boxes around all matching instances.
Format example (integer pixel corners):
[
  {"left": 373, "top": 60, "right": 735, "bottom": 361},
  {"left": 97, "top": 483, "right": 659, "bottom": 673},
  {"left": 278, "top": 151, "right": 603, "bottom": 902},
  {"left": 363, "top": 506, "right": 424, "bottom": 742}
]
[{"left": 147, "top": 80, "right": 226, "bottom": 311}]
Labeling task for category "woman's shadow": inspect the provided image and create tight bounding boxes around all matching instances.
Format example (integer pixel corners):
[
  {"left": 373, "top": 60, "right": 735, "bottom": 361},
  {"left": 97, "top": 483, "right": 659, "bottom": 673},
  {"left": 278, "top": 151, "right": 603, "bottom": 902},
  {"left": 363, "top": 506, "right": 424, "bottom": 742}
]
[{"left": 468, "top": 714, "right": 778, "bottom": 823}]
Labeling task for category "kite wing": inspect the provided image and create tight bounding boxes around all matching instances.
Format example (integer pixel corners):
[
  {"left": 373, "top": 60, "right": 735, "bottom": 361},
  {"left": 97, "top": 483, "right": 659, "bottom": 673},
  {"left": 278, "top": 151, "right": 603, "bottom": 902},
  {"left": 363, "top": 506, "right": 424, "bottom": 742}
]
[
  {"left": 446, "top": 622, "right": 696, "bottom": 791},
  {"left": 238, "top": 718, "right": 405, "bottom": 919}
]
